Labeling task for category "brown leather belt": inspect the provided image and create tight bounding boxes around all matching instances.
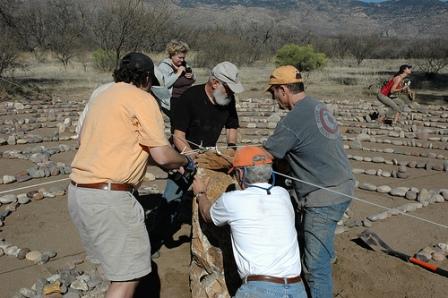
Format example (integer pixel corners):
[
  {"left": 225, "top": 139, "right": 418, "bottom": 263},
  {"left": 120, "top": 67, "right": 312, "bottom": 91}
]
[
  {"left": 245, "top": 275, "right": 302, "bottom": 284},
  {"left": 71, "top": 180, "right": 134, "bottom": 192}
]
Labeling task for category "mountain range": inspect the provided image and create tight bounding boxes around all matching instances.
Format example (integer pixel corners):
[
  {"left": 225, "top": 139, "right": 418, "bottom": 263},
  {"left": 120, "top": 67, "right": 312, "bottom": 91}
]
[{"left": 170, "top": 0, "right": 448, "bottom": 38}]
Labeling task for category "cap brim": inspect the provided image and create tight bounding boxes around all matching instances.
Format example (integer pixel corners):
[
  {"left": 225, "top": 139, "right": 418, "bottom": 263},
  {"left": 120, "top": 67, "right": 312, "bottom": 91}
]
[
  {"left": 227, "top": 82, "right": 244, "bottom": 94},
  {"left": 264, "top": 84, "right": 273, "bottom": 92}
]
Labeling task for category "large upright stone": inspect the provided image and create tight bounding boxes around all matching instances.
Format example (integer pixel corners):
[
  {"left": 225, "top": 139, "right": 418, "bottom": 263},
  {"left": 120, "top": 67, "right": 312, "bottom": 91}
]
[{"left": 191, "top": 151, "right": 240, "bottom": 298}]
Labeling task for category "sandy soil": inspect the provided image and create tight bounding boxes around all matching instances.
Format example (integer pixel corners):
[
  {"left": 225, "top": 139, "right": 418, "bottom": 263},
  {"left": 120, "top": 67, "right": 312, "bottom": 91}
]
[
  {"left": 1, "top": 133, "right": 447, "bottom": 298},
  {"left": 1, "top": 60, "right": 448, "bottom": 296}
]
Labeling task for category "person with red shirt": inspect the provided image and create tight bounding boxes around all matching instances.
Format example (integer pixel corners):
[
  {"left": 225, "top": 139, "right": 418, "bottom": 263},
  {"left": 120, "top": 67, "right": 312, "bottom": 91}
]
[{"left": 377, "top": 64, "right": 414, "bottom": 125}]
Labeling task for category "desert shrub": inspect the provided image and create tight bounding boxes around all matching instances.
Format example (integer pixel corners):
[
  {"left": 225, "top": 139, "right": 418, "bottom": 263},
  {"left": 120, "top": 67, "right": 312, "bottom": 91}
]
[
  {"left": 275, "top": 44, "right": 327, "bottom": 71},
  {"left": 414, "top": 39, "right": 448, "bottom": 77},
  {"left": 0, "top": 30, "right": 20, "bottom": 77},
  {"left": 92, "top": 49, "right": 116, "bottom": 71}
]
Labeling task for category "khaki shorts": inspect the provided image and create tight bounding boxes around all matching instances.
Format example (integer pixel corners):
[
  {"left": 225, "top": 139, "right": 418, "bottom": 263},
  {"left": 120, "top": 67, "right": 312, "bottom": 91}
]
[{"left": 68, "top": 184, "right": 151, "bottom": 281}]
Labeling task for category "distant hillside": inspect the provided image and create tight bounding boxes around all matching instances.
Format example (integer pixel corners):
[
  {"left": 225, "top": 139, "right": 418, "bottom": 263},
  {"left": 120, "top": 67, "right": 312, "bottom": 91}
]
[{"left": 171, "top": 0, "right": 448, "bottom": 37}]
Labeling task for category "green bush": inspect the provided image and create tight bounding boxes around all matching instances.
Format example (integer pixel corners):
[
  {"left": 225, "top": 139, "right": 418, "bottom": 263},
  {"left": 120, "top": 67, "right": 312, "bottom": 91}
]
[
  {"left": 92, "top": 49, "right": 116, "bottom": 71},
  {"left": 275, "top": 44, "right": 327, "bottom": 71}
]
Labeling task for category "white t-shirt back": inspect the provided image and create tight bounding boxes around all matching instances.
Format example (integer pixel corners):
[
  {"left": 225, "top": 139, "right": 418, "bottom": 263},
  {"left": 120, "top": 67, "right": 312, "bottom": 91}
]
[{"left": 210, "top": 183, "right": 301, "bottom": 279}]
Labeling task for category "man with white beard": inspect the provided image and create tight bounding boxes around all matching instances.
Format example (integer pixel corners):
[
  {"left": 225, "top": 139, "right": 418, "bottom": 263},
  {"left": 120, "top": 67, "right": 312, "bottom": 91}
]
[{"left": 160, "top": 61, "right": 243, "bottom": 243}]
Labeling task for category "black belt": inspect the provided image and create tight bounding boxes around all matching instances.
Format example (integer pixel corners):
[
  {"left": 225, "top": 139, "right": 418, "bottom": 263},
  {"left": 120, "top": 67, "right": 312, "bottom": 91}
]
[{"left": 245, "top": 275, "right": 302, "bottom": 284}]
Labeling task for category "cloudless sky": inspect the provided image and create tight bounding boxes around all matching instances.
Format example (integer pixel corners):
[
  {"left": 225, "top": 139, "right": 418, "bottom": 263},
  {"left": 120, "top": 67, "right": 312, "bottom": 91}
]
[{"left": 361, "top": 0, "right": 447, "bottom": 2}]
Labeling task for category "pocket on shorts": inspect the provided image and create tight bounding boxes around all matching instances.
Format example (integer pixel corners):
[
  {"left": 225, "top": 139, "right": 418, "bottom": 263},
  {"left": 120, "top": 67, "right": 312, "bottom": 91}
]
[{"left": 112, "top": 192, "right": 145, "bottom": 226}]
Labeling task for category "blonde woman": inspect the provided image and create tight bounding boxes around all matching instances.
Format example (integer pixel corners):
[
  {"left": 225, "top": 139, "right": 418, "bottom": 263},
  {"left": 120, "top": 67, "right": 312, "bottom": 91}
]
[{"left": 159, "top": 40, "right": 195, "bottom": 114}]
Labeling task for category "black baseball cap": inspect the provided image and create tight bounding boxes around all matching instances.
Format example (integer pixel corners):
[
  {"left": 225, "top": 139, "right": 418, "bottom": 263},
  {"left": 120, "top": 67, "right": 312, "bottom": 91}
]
[{"left": 119, "top": 52, "right": 158, "bottom": 83}]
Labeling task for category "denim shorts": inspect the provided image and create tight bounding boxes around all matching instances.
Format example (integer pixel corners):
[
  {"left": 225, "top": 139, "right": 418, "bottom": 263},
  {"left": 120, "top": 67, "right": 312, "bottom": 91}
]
[{"left": 68, "top": 184, "right": 151, "bottom": 281}]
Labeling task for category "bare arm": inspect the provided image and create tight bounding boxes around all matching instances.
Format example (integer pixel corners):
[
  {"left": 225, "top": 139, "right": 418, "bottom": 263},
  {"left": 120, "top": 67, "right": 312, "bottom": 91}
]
[
  {"left": 173, "top": 129, "right": 193, "bottom": 153},
  {"left": 197, "top": 194, "right": 213, "bottom": 223},
  {"left": 192, "top": 176, "right": 212, "bottom": 223},
  {"left": 149, "top": 145, "right": 187, "bottom": 170},
  {"left": 391, "top": 76, "right": 407, "bottom": 93},
  {"left": 226, "top": 128, "right": 238, "bottom": 145}
]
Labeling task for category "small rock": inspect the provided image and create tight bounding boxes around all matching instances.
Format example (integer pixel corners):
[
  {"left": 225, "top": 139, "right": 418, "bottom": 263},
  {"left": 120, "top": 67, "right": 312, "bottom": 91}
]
[
  {"left": 32, "top": 192, "right": 44, "bottom": 201},
  {"left": 39, "top": 253, "right": 51, "bottom": 264},
  {"left": 334, "top": 226, "right": 346, "bottom": 235},
  {"left": 70, "top": 280, "right": 89, "bottom": 292},
  {"left": 436, "top": 243, "right": 448, "bottom": 253},
  {"left": 389, "top": 187, "right": 409, "bottom": 197},
  {"left": 407, "top": 161, "right": 417, "bottom": 168},
  {"left": 43, "top": 250, "right": 57, "bottom": 258},
  {"left": 441, "top": 190, "right": 448, "bottom": 201},
  {"left": 418, "top": 188, "right": 431, "bottom": 203},
  {"left": 433, "top": 194, "right": 445, "bottom": 203},
  {"left": 0, "top": 194, "right": 17, "bottom": 204},
  {"left": 405, "top": 191, "right": 418, "bottom": 201},
  {"left": 367, "top": 211, "right": 389, "bottom": 222},
  {"left": 17, "top": 193, "right": 31, "bottom": 204},
  {"left": 397, "top": 172, "right": 409, "bottom": 179},
  {"left": 5, "top": 245, "right": 20, "bottom": 257},
  {"left": 63, "top": 290, "right": 81, "bottom": 298},
  {"left": 362, "top": 219, "right": 372, "bottom": 227},
  {"left": 432, "top": 252, "right": 446, "bottom": 262},
  {"left": 19, "top": 288, "right": 36, "bottom": 298},
  {"left": 47, "top": 274, "right": 61, "bottom": 283},
  {"left": 387, "top": 208, "right": 401, "bottom": 216},
  {"left": 372, "top": 156, "right": 385, "bottom": 163},
  {"left": 365, "top": 169, "right": 377, "bottom": 176},
  {"left": 377, "top": 185, "right": 392, "bottom": 193},
  {"left": 17, "top": 248, "right": 31, "bottom": 260},
  {"left": 431, "top": 164, "right": 444, "bottom": 171},
  {"left": 43, "top": 281, "right": 61, "bottom": 295},
  {"left": 359, "top": 183, "right": 377, "bottom": 191},
  {"left": 26, "top": 250, "right": 42, "bottom": 263},
  {"left": 381, "top": 171, "right": 391, "bottom": 177},
  {"left": 352, "top": 168, "right": 365, "bottom": 174}
]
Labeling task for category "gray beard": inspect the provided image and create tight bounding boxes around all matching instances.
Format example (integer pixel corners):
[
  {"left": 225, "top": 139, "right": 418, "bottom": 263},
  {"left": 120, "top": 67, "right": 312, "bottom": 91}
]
[{"left": 213, "top": 89, "right": 231, "bottom": 106}]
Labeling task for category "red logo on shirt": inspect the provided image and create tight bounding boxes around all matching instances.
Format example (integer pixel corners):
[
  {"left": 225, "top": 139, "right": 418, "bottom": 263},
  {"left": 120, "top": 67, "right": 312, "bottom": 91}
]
[{"left": 315, "top": 105, "right": 338, "bottom": 139}]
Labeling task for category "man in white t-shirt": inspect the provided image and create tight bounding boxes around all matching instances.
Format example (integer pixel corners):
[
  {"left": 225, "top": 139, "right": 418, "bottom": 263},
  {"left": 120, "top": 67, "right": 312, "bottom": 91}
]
[{"left": 192, "top": 146, "right": 306, "bottom": 298}]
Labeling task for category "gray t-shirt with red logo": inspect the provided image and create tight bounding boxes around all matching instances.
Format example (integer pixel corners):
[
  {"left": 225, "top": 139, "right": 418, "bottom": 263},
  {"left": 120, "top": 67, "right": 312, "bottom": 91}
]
[{"left": 264, "top": 96, "right": 353, "bottom": 207}]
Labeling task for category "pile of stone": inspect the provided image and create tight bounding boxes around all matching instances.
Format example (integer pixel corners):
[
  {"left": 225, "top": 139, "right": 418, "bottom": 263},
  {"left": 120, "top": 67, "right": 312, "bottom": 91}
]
[
  {"left": 415, "top": 242, "right": 448, "bottom": 263},
  {"left": 12, "top": 266, "right": 108, "bottom": 298}
]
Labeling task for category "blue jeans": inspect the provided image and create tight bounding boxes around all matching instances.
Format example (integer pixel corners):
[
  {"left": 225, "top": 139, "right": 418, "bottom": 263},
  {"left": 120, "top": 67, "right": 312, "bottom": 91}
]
[
  {"left": 163, "top": 178, "right": 184, "bottom": 203},
  {"left": 299, "top": 201, "right": 351, "bottom": 298},
  {"left": 234, "top": 281, "right": 307, "bottom": 298}
]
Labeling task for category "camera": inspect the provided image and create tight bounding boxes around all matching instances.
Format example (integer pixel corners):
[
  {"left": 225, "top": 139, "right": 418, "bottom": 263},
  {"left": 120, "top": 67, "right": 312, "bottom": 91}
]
[{"left": 182, "top": 61, "right": 192, "bottom": 73}]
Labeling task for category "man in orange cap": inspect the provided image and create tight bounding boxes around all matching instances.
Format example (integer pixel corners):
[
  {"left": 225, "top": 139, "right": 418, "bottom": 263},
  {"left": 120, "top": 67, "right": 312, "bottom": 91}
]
[
  {"left": 192, "top": 146, "right": 306, "bottom": 298},
  {"left": 263, "top": 65, "right": 354, "bottom": 298}
]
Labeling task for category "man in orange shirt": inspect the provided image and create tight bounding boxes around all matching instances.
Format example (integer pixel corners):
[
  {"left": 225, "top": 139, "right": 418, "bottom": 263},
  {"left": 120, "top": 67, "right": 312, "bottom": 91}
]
[{"left": 68, "top": 53, "right": 192, "bottom": 298}]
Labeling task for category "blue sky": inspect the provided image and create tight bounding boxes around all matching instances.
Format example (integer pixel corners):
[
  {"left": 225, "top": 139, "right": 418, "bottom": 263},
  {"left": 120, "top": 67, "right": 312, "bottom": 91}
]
[{"left": 361, "top": 0, "right": 447, "bottom": 2}]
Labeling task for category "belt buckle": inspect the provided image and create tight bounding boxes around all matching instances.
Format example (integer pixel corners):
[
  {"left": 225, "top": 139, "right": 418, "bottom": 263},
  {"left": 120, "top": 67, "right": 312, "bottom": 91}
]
[{"left": 103, "top": 182, "right": 111, "bottom": 191}]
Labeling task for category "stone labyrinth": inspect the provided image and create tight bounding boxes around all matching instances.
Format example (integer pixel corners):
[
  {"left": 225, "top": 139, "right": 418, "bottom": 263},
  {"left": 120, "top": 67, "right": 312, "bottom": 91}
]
[{"left": 1, "top": 96, "right": 448, "bottom": 297}]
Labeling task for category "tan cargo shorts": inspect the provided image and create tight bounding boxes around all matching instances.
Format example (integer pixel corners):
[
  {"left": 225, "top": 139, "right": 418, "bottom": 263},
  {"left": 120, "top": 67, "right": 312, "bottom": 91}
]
[{"left": 68, "top": 184, "right": 151, "bottom": 281}]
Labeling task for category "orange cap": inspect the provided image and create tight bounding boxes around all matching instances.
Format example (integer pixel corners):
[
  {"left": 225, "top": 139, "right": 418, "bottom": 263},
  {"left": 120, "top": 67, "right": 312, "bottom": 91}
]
[
  {"left": 229, "top": 146, "right": 272, "bottom": 173},
  {"left": 265, "top": 65, "right": 303, "bottom": 92}
]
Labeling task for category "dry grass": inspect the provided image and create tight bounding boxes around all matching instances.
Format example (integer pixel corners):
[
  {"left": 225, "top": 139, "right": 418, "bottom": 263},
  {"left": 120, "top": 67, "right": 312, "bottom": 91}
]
[{"left": 5, "top": 53, "right": 447, "bottom": 105}]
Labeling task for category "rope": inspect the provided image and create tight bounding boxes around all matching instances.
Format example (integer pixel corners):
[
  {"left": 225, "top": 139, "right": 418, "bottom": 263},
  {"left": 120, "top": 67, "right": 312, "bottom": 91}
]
[
  {"left": 0, "top": 177, "right": 70, "bottom": 195},
  {"left": 272, "top": 171, "right": 448, "bottom": 230},
  {"left": 170, "top": 138, "right": 448, "bottom": 230}
]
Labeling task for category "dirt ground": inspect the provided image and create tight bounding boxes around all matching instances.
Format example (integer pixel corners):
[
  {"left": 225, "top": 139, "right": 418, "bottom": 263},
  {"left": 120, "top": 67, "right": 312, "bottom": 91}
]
[{"left": 1, "top": 59, "right": 448, "bottom": 297}]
